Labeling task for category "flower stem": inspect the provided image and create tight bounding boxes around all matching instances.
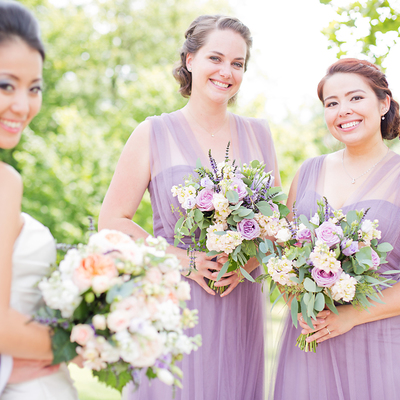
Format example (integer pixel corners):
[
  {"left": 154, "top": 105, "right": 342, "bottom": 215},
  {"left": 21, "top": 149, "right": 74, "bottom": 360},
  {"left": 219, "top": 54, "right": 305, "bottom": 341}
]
[{"left": 296, "top": 333, "right": 318, "bottom": 353}]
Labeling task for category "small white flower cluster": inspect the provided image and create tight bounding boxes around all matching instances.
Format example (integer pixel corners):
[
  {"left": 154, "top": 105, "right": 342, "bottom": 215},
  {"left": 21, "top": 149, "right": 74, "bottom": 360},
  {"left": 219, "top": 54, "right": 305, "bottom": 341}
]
[
  {"left": 309, "top": 240, "right": 341, "bottom": 273},
  {"left": 358, "top": 219, "right": 381, "bottom": 246},
  {"left": 171, "top": 184, "right": 197, "bottom": 209},
  {"left": 38, "top": 231, "right": 201, "bottom": 385},
  {"left": 212, "top": 192, "right": 232, "bottom": 222},
  {"left": 206, "top": 223, "right": 243, "bottom": 254},
  {"left": 254, "top": 212, "right": 286, "bottom": 238},
  {"left": 266, "top": 256, "right": 297, "bottom": 286},
  {"left": 330, "top": 272, "right": 358, "bottom": 302}
]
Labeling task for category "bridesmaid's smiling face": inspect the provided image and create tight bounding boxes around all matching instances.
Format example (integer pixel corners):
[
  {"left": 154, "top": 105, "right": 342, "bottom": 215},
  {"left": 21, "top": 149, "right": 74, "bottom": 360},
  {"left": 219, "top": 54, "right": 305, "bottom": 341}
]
[
  {"left": 0, "top": 38, "right": 43, "bottom": 150},
  {"left": 322, "top": 72, "right": 389, "bottom": 148},
  {"left": 186, "top": 29, "right": 247, "bottom": 105}
]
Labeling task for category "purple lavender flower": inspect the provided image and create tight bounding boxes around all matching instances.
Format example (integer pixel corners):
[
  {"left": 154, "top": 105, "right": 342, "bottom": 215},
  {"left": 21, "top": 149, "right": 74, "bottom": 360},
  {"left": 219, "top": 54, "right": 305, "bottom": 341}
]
[
  {"left": 237, "top": 219, "right": 260, "bottom": 240},
  {"left": 341, "top": 239, "right": 359, "bottom": 256},
  {"left": 311, "top": 267, "right": 342, "bottom": 287}
]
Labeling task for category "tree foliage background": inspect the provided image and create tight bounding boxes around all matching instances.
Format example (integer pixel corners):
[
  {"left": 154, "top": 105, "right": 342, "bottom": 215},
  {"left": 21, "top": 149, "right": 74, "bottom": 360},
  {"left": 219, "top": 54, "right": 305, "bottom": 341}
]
[{"left": 4, "top": 0, "right": 387, "bottom": 244}]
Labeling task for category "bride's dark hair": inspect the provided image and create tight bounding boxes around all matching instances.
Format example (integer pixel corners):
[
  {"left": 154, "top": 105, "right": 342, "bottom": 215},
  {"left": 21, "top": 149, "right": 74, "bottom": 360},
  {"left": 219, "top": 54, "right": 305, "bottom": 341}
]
[
  {"left": 0, "top": 0, "right": 45, "bottom": 60},
  {"left": 173, "top": 15, "right": 252, "bottom": 102},
  {"left": 317, "top": 58, "right": 400, "bottom": 140}
]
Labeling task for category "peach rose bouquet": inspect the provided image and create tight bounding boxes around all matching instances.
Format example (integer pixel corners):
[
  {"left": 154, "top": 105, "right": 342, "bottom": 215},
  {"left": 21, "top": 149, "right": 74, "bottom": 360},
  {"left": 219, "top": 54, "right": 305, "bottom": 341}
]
[{"left": 33, "top": 230, "right": 201, "bottom": 392}]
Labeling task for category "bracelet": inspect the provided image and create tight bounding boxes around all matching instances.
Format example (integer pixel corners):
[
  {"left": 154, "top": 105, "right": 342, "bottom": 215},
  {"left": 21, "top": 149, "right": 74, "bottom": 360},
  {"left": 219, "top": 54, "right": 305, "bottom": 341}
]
[
  {"left": 184, "top": 269, "right": 192, "bottom": 277},
  {"left": 189, "top": 249, "right": 197, "bottom": 270}
]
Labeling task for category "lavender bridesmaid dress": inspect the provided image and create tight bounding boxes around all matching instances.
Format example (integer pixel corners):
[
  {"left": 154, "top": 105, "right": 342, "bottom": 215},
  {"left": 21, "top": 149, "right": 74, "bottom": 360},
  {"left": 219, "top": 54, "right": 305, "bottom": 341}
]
[
  {"left": 123, "top": 110, "right": 279, "bottom": 400},
  {"left": 273, "top": 153, "right": 400, "bottom": 400}
]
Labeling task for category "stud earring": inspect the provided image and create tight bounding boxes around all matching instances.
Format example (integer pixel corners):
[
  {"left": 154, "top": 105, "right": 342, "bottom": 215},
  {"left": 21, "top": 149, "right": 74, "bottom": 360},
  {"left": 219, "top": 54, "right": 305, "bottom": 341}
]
[{"left": 187, "top": 66, "right": 192, "bottom": 72}]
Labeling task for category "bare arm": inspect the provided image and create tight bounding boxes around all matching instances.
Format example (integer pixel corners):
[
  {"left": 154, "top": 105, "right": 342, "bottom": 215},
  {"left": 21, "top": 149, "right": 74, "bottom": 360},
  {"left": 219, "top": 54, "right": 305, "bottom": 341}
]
[
  {"left": 0, "top": 164, "right": 52, "bottom": 359},
  {"left": 99, "top": 121, "right": 219, "bottom": 295}
]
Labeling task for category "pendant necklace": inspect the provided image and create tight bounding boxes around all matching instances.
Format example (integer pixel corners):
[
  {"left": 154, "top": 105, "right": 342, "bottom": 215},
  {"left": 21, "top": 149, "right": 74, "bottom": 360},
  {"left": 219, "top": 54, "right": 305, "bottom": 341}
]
[
  {"left": 186, "top": 109, "right": 228, "bottom": 137},
  {"left": 342, "top": 147, "right": 390, "bottom": 184}
]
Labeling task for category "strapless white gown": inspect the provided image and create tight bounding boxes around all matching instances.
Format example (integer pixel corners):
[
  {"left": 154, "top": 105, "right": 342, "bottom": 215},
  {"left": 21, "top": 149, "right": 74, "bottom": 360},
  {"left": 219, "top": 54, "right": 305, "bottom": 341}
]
[{"left": 1, "top": 213, "right": 78, "bottom": 400}]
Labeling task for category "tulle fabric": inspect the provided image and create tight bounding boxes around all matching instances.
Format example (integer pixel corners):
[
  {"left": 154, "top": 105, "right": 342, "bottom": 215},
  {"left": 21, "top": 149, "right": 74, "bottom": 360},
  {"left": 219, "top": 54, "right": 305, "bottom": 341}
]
[
  {"left": 123, "top": 110, "right": 279, "bottom": 400},
  {"left": 272, "top": 152, "right": 400, "bottom": 400}
]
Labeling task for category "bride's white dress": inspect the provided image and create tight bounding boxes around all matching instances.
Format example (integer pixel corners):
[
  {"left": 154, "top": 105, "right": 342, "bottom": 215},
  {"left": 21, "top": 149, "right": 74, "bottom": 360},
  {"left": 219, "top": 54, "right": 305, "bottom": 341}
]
[{"left": 1, "top": 213, "right": 78, "bottom": 400}]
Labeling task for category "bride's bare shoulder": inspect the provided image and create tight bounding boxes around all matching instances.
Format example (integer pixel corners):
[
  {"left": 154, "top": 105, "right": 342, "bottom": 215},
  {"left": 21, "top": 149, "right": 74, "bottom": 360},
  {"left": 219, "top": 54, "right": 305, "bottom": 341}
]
[{"left": 0, "top": 162, "right": 22, "bottom": 194}]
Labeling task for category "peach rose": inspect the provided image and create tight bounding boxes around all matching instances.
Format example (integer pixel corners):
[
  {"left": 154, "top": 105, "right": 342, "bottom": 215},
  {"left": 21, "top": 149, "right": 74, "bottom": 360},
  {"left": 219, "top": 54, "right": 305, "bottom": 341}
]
[
  {"left": 73, "top": 254, "right": 118, "bottom": 292},
  {"left": 70, "top": 324, "right": 94, "bottom": 346},
  {"left": 107, "top": 310, "right": 131, "bottom": 332}
]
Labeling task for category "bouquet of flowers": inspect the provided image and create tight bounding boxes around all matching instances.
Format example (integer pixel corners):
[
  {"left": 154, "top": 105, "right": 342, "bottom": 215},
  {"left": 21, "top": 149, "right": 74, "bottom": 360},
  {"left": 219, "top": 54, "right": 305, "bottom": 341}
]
[
  {"left": 259, "top": 198, "right": 394, "bottom": 352},
  {"left": 172, "top": 143, "right": 288, "bottom": 293},
  {"left": 34, "top": 230, "right": 201, "bottom": 392}
]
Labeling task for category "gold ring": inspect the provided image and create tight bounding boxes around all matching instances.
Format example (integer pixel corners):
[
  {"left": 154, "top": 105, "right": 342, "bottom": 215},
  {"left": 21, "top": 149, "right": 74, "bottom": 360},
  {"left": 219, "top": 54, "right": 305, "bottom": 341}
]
[{"left": 326, "top": 327, "right": 331, "bottom": 335}]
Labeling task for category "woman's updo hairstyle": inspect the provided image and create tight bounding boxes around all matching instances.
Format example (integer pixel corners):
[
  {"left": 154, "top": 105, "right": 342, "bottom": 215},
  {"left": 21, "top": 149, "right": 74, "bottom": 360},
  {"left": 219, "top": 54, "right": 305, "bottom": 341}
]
[
  {"left": 317, "top": 58, "right": 400, "bottom": 140},
  {"left": 0, "top": 0, "right": 45, "bottom": 60},
  {"left": 173, "top": 14, "right": 252, "bottom": 98}
]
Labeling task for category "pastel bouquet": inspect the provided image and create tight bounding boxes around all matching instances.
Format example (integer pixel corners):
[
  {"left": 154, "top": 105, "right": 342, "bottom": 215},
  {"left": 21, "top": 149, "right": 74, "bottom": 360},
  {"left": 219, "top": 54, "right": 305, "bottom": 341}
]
[
  {"left": 34, "top": 230, "right": 201, "bottom": 392},
  {"left": 172, "top": 143, "right": 288, "bottom": 293},
  {"left": 259, "top": 198, "right": 394, "bottom": 352}
]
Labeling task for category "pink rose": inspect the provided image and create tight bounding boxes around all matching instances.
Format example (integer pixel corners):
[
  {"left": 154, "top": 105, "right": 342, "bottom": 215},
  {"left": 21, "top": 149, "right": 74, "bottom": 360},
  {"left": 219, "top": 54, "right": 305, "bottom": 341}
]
[
  {"left": 70, "top": 324, "right": 94, "bottom": 346},
  {"left": 196, "top": 188, "right": 215, "bottom": 211},
  {"left": 229, "top": 178, "right": 248, "bottom": 202},
  {"left": 296, "top": 226, "right": 312, "bottom": 244},
  {"left": 145, "top": 267, "right": 163, "bottom": 285},
  {"left": 237, "top": 218, "right": 260, "bottom": 240},
  {"left": 371, "top": 249, "right": 380, "bottom": 270},
  {"left": 315, "top": 221, "right": 343, "bottom": 248},
  {"left": 107, "top": 310, "right": 131, "bottom": 332},
  {"left": 311, "top": 267, "right": 342, "bottom": 287}
]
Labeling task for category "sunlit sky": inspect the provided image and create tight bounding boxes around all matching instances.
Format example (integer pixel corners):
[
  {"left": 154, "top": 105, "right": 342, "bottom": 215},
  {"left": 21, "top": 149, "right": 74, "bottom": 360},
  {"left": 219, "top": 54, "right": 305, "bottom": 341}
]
[{"left": 229, "top": 0, "right": 400, "bottom": 122}]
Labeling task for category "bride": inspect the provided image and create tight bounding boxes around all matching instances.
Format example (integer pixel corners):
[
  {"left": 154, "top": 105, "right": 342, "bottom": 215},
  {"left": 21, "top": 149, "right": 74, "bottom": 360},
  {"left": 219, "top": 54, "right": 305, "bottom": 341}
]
[{"left": 0, "top": 2, "right": 78, "bottom": 398}]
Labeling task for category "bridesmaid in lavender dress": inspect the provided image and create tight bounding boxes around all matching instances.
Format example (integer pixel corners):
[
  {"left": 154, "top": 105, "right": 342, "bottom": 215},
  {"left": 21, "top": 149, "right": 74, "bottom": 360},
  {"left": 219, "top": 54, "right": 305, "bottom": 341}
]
[
  {"left": 273, "top": 59, "right": 400, "bottom": 400},
  {"left": 99, "top": 15, "right": 280, "bottom": 400}
]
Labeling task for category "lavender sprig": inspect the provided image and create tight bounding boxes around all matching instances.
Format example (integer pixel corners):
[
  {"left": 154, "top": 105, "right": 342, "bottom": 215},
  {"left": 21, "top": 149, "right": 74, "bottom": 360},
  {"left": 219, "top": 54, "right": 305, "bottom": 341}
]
[{"left": 323, "top": 197, "right": 330, "bottom": 221}]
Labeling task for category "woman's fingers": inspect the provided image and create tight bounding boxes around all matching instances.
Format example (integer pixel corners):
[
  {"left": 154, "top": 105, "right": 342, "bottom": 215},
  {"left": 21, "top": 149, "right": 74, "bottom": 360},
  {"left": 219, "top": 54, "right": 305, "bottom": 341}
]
[
  {"left": 194, "top": 276, "right": 216, "bottom": 295},
  {"left": 220, "top": 279, "right": 239, "bottom": 297}
]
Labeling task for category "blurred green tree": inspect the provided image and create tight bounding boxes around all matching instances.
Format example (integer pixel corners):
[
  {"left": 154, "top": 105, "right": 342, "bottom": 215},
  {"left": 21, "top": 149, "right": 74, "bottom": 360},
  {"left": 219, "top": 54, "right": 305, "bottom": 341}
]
[
  {"left": 3, "top": 0, "right": 228, "bottom": 243},
  {"left": 319, "top": 0, "right": 400, "bottom": 66}
]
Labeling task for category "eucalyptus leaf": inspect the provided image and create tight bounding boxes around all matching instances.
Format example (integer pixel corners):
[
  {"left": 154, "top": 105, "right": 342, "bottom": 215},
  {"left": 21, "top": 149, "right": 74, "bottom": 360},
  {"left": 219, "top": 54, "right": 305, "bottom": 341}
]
[
  {"left": 346, "top": 210, "right": 358, "bottom": 224},
  {"left": 194, "top": 208, "right": 203, "bottom": 223},
  {"left": 314, "top": 292, "right": 325, "bottom": 312},
  {"left": 226, "top": 190, "right": 239, "bottom": 204},
  {"left": 291, "top": 300, "right": 299, "bottom": 328},
  {"left": 303, "top": 277, "right": 317, "bottom": 293},
  {"left": 376, "top": 242, "right": 394, "bottom": 253},
  {"left": 240, "top": 267, "right": 255, "bottom": 282}
]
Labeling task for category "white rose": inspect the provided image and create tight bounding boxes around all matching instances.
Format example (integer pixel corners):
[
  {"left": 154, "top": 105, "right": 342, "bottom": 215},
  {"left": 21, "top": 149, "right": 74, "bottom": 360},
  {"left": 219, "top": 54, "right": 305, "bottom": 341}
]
[
  {"left": 92, "top": 314, "right": 107, "bottom": 331},
  {"left": 276, "top": 228, "right": 292, "bottom": 242},
  {"left": 157, "top": 369, "right": 174, "bottom": 385},
  {"left": 310, "top": 213, "right": 320, "bottom": 225},
  {"left": 361, "top": 219, "right": 373, "bottom": 233},
  {"left": 92, "top": 275, "right": 111, "bottom": 294}
]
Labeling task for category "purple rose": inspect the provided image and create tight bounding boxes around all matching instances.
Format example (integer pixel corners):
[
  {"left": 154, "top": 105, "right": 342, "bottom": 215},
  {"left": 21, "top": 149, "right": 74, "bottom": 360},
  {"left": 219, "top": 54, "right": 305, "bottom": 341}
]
[
  {"left": 341, "top": 239, "right": 359, "bottom": 256},
  {"left": 196, "top": 189, "right": 215, "bottom": 211},
  {"left": 371, "top": 249, "right": 380, "bottom": 270},
  {"left": 315, "top": 221, "right": 343, "bottom": 247},
  {"left": 296, "top": 226, "right": 312, "bottom": 243},
  {"left": 230, "top": 178, "right": 248, "bottom": 202},
  {"left": 311, "top": 267, "right": 342, "bottom": 287},
  {"left": 200, "top": 177, "right": 214, "bottom": 190},
  {"left": 237, "top": 218, "right": 260, "bottom": 240}
]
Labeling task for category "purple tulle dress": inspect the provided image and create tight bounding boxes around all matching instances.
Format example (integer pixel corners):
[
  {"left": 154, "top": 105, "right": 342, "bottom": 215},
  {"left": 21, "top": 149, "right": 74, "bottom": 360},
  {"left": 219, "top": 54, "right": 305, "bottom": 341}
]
[
  {"left": 123, "top": 110, "right": 279, "bottom": 400},
  {"left": 273, "top": 153, "right": 400, "bottom": 400}
]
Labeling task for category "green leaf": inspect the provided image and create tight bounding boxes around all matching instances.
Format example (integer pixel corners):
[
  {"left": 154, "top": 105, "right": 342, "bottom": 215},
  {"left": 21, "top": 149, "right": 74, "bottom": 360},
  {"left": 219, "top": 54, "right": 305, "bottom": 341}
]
[
  {"left": 242, "top": 240, "right": 257, "bottom": 257},
  {"left": 346, "top": 210, "right": 358, "bottom": 224},
  {"left": 216, "top": 260, "right": 229, "bottom": 281},
  {"left": 226, "top": 190, "right": 239, "bottom": 204},
  {"left": 194, "top": 208, "right": 203, "bottom": 223},
  {"left": 229, "top": 201, "right": 243, "bottom": 211},
  {"left": 206, "top": 250, "right": 222, "bottom": 256},
  {"left": 251, "top": 160, "right": 261, "bottom": 168},
  {"left": 256, "top": 201, "right": 273, "bottom": 217},
  {"left": 238, "top": 208, "right": 253, "bottom": 217},
  {"left": 291, "top": 299, "right": 299, "bottom": 328},
  {"left": 300, "top": 214, "right": 313, "bottom": 229},
  {"left": 376, "top": 242, "right": 393, "bottom": 253},
  {"left": 106, "top": 280, "right": 135, "bottom": 304},
  {"left": 215, "top": 231, "right": 227, "bottom": 236},
  {"left": 278, "top": 203, "right": 290, "bottom": 218},
  {"left": 174, "top": 216, "right": 185, "bottom": 233},
  {"left": 240, "top": 267, "right": 255, "bottom": 282},
  {"left": 271, "top": 193, "right": 288, "bottom": 202},
  {"left": 303, "top": 277, "right": 317, "bottom": 292},
  {"left": 72, "top": 299, "right": 89, "bottom": 320},
  {"left": 356, "top": 246, "right": 372, "bottom": 267},
  {"left": 307, "top": 294, "right": 315, "bottom": 317},
  {"left": 233, "top": 214, "right": 243, "bottom": 223},
  {"left": 314, "top": 292, "right": 325, "bottom": 312},
  {"left": 300, "top": 296, "right": 314, "bottom": 329},
  {"left": 93, "top": 363, "right": 133, "bottom": 393},
  {"left": 51, "top": 328, "right": 78, "bottom": 365}
]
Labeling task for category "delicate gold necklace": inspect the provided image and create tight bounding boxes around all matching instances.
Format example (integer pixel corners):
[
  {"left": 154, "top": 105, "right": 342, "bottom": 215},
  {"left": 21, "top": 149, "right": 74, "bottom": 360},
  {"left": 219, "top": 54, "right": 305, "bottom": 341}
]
[
  {"left": 342, "top": 147, "right": 389, "bottom": 184},
  {"left": 186, "top": 108, "right": 228, "bottom": 137}
]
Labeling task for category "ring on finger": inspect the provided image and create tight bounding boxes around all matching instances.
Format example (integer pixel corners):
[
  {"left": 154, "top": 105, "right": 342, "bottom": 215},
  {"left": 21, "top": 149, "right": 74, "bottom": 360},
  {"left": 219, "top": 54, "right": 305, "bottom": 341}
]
[{"left": 326, "top": 327, "right": 331, "bottom": 335}]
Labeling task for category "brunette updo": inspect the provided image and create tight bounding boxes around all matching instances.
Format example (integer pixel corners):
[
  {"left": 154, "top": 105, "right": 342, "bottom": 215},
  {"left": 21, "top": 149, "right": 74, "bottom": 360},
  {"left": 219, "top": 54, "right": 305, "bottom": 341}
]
[
  {"left": 173, "top": 14, "right": 252, "bottom": 99},
  {"left": 317, "top": 58, "right": 400, "bottom": 140},
  {"left": 0, "top": 0, "right": 45, "bottom": 60}
]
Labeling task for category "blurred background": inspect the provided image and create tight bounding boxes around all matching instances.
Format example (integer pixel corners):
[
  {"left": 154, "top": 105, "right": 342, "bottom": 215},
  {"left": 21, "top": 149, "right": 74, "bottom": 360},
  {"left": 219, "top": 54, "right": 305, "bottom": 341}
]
[
  {"left": 6, "top": 0, "right": 399, "bottom": 244},
  {"left": 8, "top": 0, "right": 400, "bottom": 398}
]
